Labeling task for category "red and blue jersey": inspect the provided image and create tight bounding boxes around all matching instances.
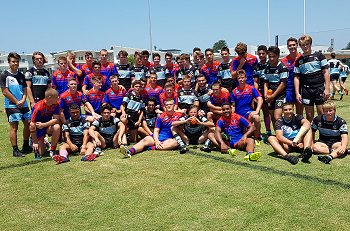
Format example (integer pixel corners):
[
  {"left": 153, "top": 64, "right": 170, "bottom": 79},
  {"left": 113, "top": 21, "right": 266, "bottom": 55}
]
[
  {"left": 145, "top": 84, "right": 163, "bottom": 105},
  {"left": 85, "top": 89, "right": 105, "bottom": 114},
  {"left": 231, "top": 54, "right": 258, "bottom": 86},
  {"left": 159, "top": 91, "right": 178, "bottom": 109},
  {"left": 217, "top": 113, "right": 251, "bottom": 145},
  {"left": 52, "top": 69, "right": 76, "bottom": 95},
  {"left": 83, "top": 73, "right": 110, "bottom": 92},
  {"left": 103, "top": 87, "right": 126, "bottom": 110},
  {"left": 165, "top": 63, "right": 178, "bottom": 77},
  {"left": 155, "top": 111, "right": 182, "bottom": 142},
  {"left": 229, "top": 84, "right": 261, "bottom": 117},
  {"left": 81, "top": 63, "right": 92, "bottom": 75},
  {"left": 281, "top": 53, "right": 302, "bottom": 91},
  {"left": 59, "top": 90, "right": 86, "bottom": 120},
  {"left": 210, "top": 90, "right": 230, "bottom": 107},
  {"left": 31, "top": 99, "right": 60, "bottom": 123},
  {"left": 201, "top": 61, "right": 220, "bottom": 85},
  {"left": 100, "top": 62, "right": 118, "bottom": 79}
]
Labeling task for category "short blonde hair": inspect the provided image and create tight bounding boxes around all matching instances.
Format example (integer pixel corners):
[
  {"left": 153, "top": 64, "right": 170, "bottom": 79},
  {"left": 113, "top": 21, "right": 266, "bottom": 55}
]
[
  {"left": 298, "top": 35, "right": 313, "bottom": 46},
  {"left": 322, "top": 100, "right": 336, "bottom": 110}
]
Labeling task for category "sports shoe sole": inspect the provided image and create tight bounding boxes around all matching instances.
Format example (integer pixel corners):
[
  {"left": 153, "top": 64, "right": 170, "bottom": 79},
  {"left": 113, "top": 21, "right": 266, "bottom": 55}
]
[{"left": 120, "top": 145, "right": 131, "bottom": 158}]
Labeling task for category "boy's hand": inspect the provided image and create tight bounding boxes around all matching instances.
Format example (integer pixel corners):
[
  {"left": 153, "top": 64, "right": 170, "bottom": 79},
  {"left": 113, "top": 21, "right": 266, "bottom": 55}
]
[
  {"left": 70, "top": 144, "right": 79, "bottom": 152},
  {"left": 32, "top": 143, "right": 39, "bottom": 152},
  {"left": 16, "top": 100, "right": 24, "bottom": 109},
  {"left": 36, "top": 122, "right": 45, "bottom": 129},
  {"left": 220, "top": 143, "right": 229, "bottom": 154}
]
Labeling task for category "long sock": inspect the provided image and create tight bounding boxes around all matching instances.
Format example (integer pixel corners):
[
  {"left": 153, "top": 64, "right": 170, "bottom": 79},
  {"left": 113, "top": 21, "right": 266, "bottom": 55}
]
[
  {"left": 59, "top": 149, "right": 68, "bottom": 158},
  {"left": 204, "top": 139, "right": 211, "bottom": 146},
  {"left": 13, "top": 145, "right": 19, "bottom": 151},
  {"left": 147, "top": 146, "right": 156, "bottom": 150},
  {"left": 23, "top": 140, "right": 29, "bottom": 147},
  {"left": 174, "top": 134, "right": 185, "bottom": 146},
  {"left": 247, "top": 151, "right": 253, "bottom": 155},
  {"left": 130, "top": 148, "right": 137, "bottom": 154}
]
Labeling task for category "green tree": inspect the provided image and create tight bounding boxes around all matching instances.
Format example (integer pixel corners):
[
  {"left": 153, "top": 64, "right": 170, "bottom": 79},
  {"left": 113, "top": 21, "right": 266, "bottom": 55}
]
[
  {"left": 212, "top": 40, "right": 228, "bottom": 52},
  {"left": 342, "top": 42, "right": 350, "bottom": 50},
  {"left": 128, "top": 55, "right": 135, "bottom": 65}
]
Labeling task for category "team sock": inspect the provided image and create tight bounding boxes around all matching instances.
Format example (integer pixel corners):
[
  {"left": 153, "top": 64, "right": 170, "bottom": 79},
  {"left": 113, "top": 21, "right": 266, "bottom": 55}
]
[
  {"left": 130, "top": 148, "right": 137, "bottom": 154},
  {"left": 147, "top": 146, "right": 156, "bottom": 150},
  {"left": 12, "top": 145, "right": 19, "bottom": 151},
  {"left": 23, "top": 140, "right": 29, "bottom": 147},
  {"left": 174, "top": 134, "right": 185, "bottom": 147}
]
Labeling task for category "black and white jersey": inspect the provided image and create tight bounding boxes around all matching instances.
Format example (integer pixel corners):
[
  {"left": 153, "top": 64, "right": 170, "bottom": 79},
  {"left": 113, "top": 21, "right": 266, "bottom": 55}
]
[
  {"left": 25, "top": 66, "right": 51, "bottom": 102},
  {"left": 62, "top": 117, "right": 89, "bottom": 144},
  {"left": 312, "top": 115, "right": 348, "bottom": 143},
  {"left": 92, "top": 116, "right": 120, "bottom": 138}
]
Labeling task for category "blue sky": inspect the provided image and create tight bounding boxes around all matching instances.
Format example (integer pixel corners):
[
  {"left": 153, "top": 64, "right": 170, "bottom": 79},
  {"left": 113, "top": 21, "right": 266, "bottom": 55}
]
[{"left": 1, "top": 0, "right": 349, "bottom": 54}]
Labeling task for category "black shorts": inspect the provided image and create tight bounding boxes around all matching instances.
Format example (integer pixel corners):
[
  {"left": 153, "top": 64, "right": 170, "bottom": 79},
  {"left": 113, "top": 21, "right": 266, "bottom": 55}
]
[
  {"left": 102, "top": 135, "right": 115, "bottom": 148},
  {"left": 330, "top": 73, "right": 340, "bottom": 81},
  {"left": 127, "top": 115, "right": 139, "bottom": 130},
  {"left": 268, "top": 94, "right": 285, "bottom": 110},
  {"left": 288, "top": 145, "right": 303, "bottom": 153},
  {"left": 318, "top": 139, "right": 340, "bottom": 153},
  {"left": 340, "top": 77, "right": 347, "bottom": 83},
  {"left": 184, "top": 125, "right": 204, "bottom": 145},
  {"left": 301, "top": 86, "right": 325, "bottom": 106}
]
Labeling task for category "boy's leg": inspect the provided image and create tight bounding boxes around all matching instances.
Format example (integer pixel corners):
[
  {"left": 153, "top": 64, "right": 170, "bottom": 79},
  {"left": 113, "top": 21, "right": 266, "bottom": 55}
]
[
  {"left": 127, "top": 136, "right": 155, "bottom": 155},
  {"left": 158, "top": 138, "right": 178, "bottom": 150},
  {"left": 268, "top": 136, "right": 288, "bottom": 157},
  {"left": 96, "top": 132, "right": 107, "bottom": 149},
  {"left": 317, "top": 142, "right": 342, "bottom": 164},
  {"left": 9, "top": 121, "right": 23, "bottom": 157},
  {"left": 312, "top": 142, "right": 330, "bottom": 154},
  {"left": 46, "top": 124, "right": 61, "bottom": 155},
  {"left": 304, "top": 105, "right": 315, "bottom": 123},
  {"left": 22, "top": 119, "right": 32, "bottom": 153}
]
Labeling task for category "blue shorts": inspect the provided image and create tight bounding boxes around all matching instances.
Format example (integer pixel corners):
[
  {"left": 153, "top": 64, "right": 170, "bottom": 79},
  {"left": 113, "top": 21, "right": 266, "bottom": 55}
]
[
  {"left": 36, "top": 127, "right": 48, "bottom": 139},
  {"left": 241, "top": 110, "right": 253, "bottom": 119},
  {"left": 155, "top": 132, "right": 173, "bottom": 142},
  {"left": 285, "top": 89, "right": 296, "bottom": 103},
  {"left": 6, "top": 107, "right": 31, "bottom": 123},
  {"left": 229, "top": 137, "right": 242, "bottom": 148}
]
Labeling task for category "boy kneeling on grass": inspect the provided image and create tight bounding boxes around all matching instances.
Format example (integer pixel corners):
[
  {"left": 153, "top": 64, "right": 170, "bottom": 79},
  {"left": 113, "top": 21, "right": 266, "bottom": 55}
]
[
  {"left": 30, "top": 88, "right": 61, "bottom": 159},
  {"left": 268, "top": 102, "right": 313, "bottom": 165},
  {"left": 214, "top": 102, "right": 262, "bottom": 161},
  {"left": 52, "top": 104, "right": 96, "bottom": 164},
  {"left": 89, "top": 104, "right": 127, "bottom": 155},
  {"left": 312, "top": 100, "right": 349, "bottom": 164}
]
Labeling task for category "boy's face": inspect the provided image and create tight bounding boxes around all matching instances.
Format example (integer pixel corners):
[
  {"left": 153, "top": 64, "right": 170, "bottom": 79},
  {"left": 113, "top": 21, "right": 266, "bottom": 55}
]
[
  {"left": 92, "top": 80, "right": 102, "bottom": 89},
  {"left": 119, "top": 55, "right": 127, "bottom": 64},
  {"left": 323, "top": 107, "right": 336, "bottom": 120},
  {"left": 100, "top": 51, "right": 108, "bottom": 63},
  {"left": 198, "top": 56, "right": 205, "bottom": 66},
  {"left": 101, "top": 109, "right": 111, "bottom": 121},
  {"left": 164, "top": 101, "right": 175, "bottom": 112},
  {"left": 140, "top": 81, "right": 146, "bottom": 91},
  {"left": 133, "top": 84, "right": 141, "bottom": 94},
  {"left": 69, "top": 54, "right": 76, "bottom": 63},
  {"left": 166, "top": 78, "right": 175, "bottom": 85},
  {"left": 212, "top": 85, "right": 221, "bottom": 96},
  {"left": 153, "top": 56, "right": 160, "bottom": 65},
  {"left": 287, "top": 41, "right": 298, "bottom": 53},
  {"left": 165, "top": 86, "right": 174, "bottom": 95},
  {"left": 237, "top": 74, "right": 246, "bottom": 85},
  {"left": 8, "top": 58, "right": 19, "bottom": 71},
  {"left": 183, "top": 79, "right": 191, "bottom": 87},
  {"left": 69, "top": 108, "right": 81, "bottom": 120},
  {"left": 58, "top": 60, "right": 67, "bottom": 71},
  {"left": 135, "top": 56, "right": 142, "bottom": 66},
  {"left": 205, "top": 51, "right": 213, "bottom": 63},
  {"left": 110, "top": 78, "right": 119, "bottom": 88},
  {"left": 142, "top": 55, "right": 149, "bottom": 63},
  {"left": 268, "top": 52, "right": 279, "bottom": 65},
  {"left": 177, "top": 59, "right": 183, "bottom": 68},
  {"left": 197, "top": 77, "right": 206, "bottom": 87},
  {"left": 85, "top": 55, "right": 93, "bottom": 65},
  {"left": 188, "top": 108, "right": 198, "bottom": 117},
  {"left": 258, "top": 50, "right": 267, "bottom": 62},
  {"left": 93, "top": 64, "right": 101, "bottom": 74},
  {"left": 33, "top": 54, "right": 44, "bottom": 68},
  {"left": 147, "top": 101, "right": 155, "bottom": 111},
  {"left": 165, "top": 56, "right": 172, "bottom": 64},
  {"left": 222, "top": 105, "right": 231, "bottom": 118},
  {"left": 68, "top": 80, "right": 77, "bottom": 92},
  {"left": 181, "top": 58, "right": 189, "bottom": 67},
  {"left": 282, "top": 105, "right": 294, "bottom": 119},
  {"left": 300, "top": 41, "right": 311, "bottom": 54},
  {"left": 150, "top": 74, "right": 157, "bottom": 84},
  {"left": 221, "top": 50, "right": 230, "bottom": 62}
]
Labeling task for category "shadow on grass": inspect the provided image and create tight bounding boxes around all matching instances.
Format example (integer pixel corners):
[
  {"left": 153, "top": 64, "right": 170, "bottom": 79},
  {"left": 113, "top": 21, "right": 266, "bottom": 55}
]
[
  {"left": 0, "top": 158, "right": 52, "bottom": 171},
  {"left": 188, "top": 150, "right": 350, "bottom": 190}
]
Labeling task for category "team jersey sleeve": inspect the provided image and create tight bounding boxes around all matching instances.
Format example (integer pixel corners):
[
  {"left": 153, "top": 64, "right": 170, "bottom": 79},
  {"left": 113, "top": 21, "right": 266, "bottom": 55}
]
[
  {"left": 83, "top": 76, "right": 89, "bottom": 86},
  {"left": 51, "top": 74, "right": 57, "bottom": 88},
  {"left": 319, "top": 53, "right": 329, "bottom": 70},
  {"left": 229, "top": 92, "right": 235, "bottom": 104},
  {"left": 155, "top": 116, "right": 162, "bottom": 129},
  {"left": 59, "top": 97, "right": 66, "bottom": 110},
  {"left": 280, "top": 65, "right": 289, "bottom": 82},
  {"left": 275, "top": 119, "right": 283, "bottom": 130},
  {"left": 53, "top": 104, "right": 60, "bottom": 115},
  {"left": 62, "top": 122, "right": 69, "bottom": 132},
  {"left": 239, "top": 115, "right": 251, "bottom": 128},
  {"left": 103, "top": 92, "right": 109, "bottom": 104},
  {"left": 92, "top": 120, "right": 99, "bottom": 129},
  {"left": 252, "top": 87, "right": 262, "bottom": 98},
  {"left": 31, "top": 106, "right": 41, "bottom": 123},
  {"left": 25, "top": 71, "right": 33, "bottom": 81},
  {"left": 217, "top": 119, "right": 224, "bottom": 130},
  {"left": 231, "top": 59, "right": 238, "bottom": 71},
  {"left": 311, "top": 117, "right": 319, "bottom": 132},
  {"left": 83, "top": 119, "right": 90, "bottom": 130},
  {"left": 0, "top": 73, "right": 7, "bottom": 88},
  {"left": 339, "top": 119, "right": 348, "bottom": 135}
]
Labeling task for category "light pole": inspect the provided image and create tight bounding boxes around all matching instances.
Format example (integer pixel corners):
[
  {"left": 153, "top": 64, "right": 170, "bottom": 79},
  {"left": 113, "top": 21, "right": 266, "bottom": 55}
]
[
  {"left": 147, "top": 0, "right": 153, "bottom": 58},
  {"left": 268, "top": 0, "right": 271, "bottom": 46}
]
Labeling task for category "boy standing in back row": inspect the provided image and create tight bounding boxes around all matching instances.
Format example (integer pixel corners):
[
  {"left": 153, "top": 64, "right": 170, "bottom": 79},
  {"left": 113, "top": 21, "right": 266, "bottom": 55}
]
[{"left": 0, "top": 52, "right": 32, "bottom": 157}]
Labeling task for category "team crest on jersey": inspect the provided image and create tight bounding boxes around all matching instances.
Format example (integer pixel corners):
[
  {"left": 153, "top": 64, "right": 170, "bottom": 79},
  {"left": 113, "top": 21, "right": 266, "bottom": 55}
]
[
  {"left": 91, "top": 94, "right": 94, "bottom": 98},
  {"left": 110, "top": 92, "right": 114, "bottom": 95},
  {"left": 298, "top": 60, "right": 303, "bottom": 65},
  {"left": 180, "top": 92, "right": 184, "bottom": 96},
  {"left": 67, "top": 96, "right": 71, "bottom": 101},
  {"left": 236, "top": 90, "right": 239, "bottom": 93},
  {"left": 57, "top": 74, "right": 62, "bottom": 78},
  {"left": 33, "top": 71, "right": 37, "bottom": 75},
  {"left": 333, "top": 125, "right": 337, "bottom": 129},
  {"left": 318, "top": 122, "right": 322, "bottom": 127},
  {"left": 164, "top": 116, "right": 168, "bottom": 120}
]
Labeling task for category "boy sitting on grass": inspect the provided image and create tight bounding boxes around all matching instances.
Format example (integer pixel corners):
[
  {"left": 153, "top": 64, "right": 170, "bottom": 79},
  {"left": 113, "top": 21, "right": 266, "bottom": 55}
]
[
  {"left": 312, "top": 100, "right": 349, "bottom": 164},
  {"left": 52, "top": 104, "right": 96, "bottom": 164},
  {"left": 268, "top": 103, "right": 313, "bottom": 165},
  {"left": 214, "top": 102, "right": 262, "bottom": 161}
]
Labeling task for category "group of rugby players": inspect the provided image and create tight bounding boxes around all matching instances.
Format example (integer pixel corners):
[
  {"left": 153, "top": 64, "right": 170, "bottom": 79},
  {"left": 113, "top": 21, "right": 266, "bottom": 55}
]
[{"left": 1, "top": 34, "right": 348, "bottom": 165}]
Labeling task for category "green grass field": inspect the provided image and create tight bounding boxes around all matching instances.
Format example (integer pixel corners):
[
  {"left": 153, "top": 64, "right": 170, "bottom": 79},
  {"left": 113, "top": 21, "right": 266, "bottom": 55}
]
[{"left": 1, "top": 94, "right": 350, "bottom": 231}]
